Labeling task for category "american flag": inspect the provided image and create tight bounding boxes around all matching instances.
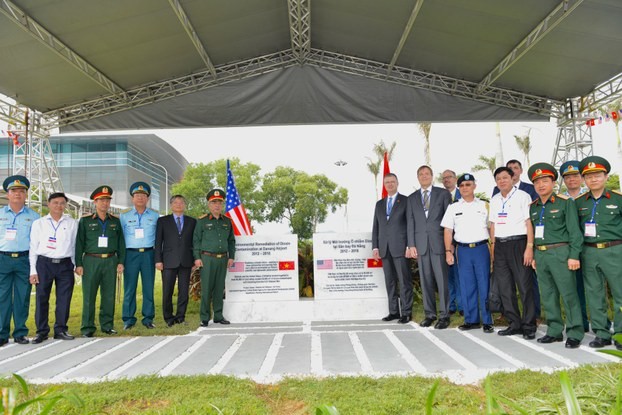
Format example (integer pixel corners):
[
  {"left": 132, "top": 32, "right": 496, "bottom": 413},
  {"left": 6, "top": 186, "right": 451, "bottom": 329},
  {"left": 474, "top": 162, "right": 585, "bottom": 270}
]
[
  {"left": 225, "top": 159, "right": 253, "bottom": 236},
  {"left": 229, "top": 261, "right": 245, "bottom": 272},
  {"left": 316, "top": 259, "right": 333, "bottom": 270}
]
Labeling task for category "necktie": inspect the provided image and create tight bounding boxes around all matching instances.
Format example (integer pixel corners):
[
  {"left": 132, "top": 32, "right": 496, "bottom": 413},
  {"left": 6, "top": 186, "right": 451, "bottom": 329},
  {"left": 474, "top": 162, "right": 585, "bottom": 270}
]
[
  {"left": 386, "top": 196, "right": 394, "bottom": 216},
  {"left": 176, "top": 216, "right": 182, "bottom": 233},
  {"left": 423, "top": 190, "right": 430, "bottom": 211}
]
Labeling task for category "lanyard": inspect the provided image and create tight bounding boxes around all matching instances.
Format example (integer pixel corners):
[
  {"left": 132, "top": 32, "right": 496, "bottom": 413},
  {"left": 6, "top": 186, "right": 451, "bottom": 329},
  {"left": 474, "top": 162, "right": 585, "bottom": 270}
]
[
  {"left": 97, "top": 216, "right": 108, "bottom": 236},
  {"left": 538, "top": 203, "right": 546, "bottom": 225},
  {"left": 9, "top": 209, "right": 24, "bottom": 227},
  {"left": 48, "top": 217, "right": 63, "bottom": 238},
  {"left": 136, "top": 210, "right": 145, "bottom": 228},
  {"left": 589, "top": 197, "right": 602, "bottom": 222},
  {"left": 501, "top": 187, "right": 517, "bottom": 213}
]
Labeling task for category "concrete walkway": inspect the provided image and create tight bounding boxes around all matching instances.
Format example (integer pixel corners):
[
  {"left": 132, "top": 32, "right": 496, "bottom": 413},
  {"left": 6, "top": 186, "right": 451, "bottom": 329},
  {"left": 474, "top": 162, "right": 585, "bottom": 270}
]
[{"left": 0, "top": 320, "right": 616, "bottom": 385}]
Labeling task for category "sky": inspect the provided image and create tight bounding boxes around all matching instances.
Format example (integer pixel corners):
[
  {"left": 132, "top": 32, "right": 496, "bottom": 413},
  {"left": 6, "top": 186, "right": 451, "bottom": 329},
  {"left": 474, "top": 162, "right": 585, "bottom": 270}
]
[{"left": 58, "top": 119, "right": 622, "bottom": 236}]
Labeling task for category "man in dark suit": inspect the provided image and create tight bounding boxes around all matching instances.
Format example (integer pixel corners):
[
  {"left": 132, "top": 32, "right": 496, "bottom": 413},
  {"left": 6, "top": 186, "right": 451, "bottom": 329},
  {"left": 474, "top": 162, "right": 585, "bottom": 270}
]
[
  {"left": 372, "top": 173, "right": 413, "bottom": 324},
  {"left": 407, "top": 165, "right": 452, "bottom": 329},
  {"left": 155, "top": 195, "right": 197, "bottom": 327}
]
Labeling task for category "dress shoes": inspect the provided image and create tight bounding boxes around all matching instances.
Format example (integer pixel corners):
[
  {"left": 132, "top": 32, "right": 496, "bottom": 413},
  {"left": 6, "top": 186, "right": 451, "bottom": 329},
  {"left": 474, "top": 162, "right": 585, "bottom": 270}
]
[
  {"left": 166, "top": 320, "right": 176, "bottom": 328},
  {"left": 123, "top": 324, "right": 134, "bottom": 330},
  {"left": 398, "top": 315, "right": 411, "bottom": 324},
  {"left": 420, "top": 317, "right": 436, "bottom": 327},
  {"left": 482, "top": 324, "right": 494, "bottom": 333},
  {"left": 522, "top": 332, "right": 536, "bottom": 340},
  {"left": 214, "top": 318, "right": 230, "bottom": 325},
  {"left": 200, "top": 320, "right": 209, "bottom": 327},
  {"left": 458, "top": 323, "right": 480, "bottom": 331},
  {"left": 14, "top": 336, "right": 29, "bottom": 345},
  {"left": 565, "top": 338, "right": 581, "bottom": 349},
  {"left": 54, "top": 332, "right": 75, "bottom": 340},
  {"left": 0, "top": 338, "right": 8, "bottom": 347},
  {"left": 102, "top": 329, "right": 117, "bottom": 335},
  {"left": 82, "top": 332, "right": 94, "bottom": 338},
  {"left": 143, "top": 322, "right": 156, "bottom": 329},
  {"left": 537, "top": 335, "right": 563, "bottom": 344},
  {"left": 32, "top": 335, "right": 48, "bottom": 344},
  {"left": 175, "top": 318, "right": 186, "bottom": 325},
  {"left": 434, "top": 318, "right": 450, "bottom": 330},
  {"left": 382, "top": 313, "right": 400, "bottom": 322},
  {"left": 589, "top": 337, "right": 612, "bottom": 348},
  {"left": 497, "top": 327, "right": 523, "bottom": 336}
]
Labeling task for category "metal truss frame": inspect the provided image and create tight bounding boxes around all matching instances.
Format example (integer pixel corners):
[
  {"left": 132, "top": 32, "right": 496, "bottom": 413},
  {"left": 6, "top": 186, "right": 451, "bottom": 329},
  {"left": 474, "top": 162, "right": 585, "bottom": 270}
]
[
  {"left": 478, "top": 0, "right": 583, "bottom": 91},
  {"left": 287, "top": 0, "right": 311, "bottom": 64},
  {"left": 0, "top": 0, "right": 124, "bottom": 96},
  {"left": 551, "top": 121, "right": 593, "bottom": 167},
  {"left": 168, "top": 0, "right": 216, "bottom": 77},
  {"left": 387, "top": 0, "right": 425, "bottom": 73}
]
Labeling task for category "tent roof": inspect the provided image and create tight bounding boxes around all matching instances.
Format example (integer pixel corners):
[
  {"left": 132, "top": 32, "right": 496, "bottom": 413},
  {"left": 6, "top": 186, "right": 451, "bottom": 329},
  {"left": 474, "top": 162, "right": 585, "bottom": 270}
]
[{"left": 1, "top": 0, "right": 621, "bottom": 127}]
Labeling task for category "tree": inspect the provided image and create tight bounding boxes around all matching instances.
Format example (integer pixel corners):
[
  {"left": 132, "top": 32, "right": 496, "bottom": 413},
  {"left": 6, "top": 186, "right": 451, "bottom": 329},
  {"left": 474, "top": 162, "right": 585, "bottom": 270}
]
[
  {"left": 472, "top": 155, "right": 497, "bottom": 174},
  {"left": 606, "top": 173, "right": 620, "bottom": 192},
  {"left": 261, "top": 166, "right": 348, "bottom": 239},
  {"left": 171, "top": 158, "right": 264, "bottom": 220},
  {"left": 514, "top": 129, "right": 532, "bottom": 167},
  {"left": 367, "top": 140, "right": 396, "bottom": 198},
  {"left": 418, "top": 123, "right": 432, "bottom": 166},
  {"left": 365, "top": 157, "right": 381, "bottom": 197}
]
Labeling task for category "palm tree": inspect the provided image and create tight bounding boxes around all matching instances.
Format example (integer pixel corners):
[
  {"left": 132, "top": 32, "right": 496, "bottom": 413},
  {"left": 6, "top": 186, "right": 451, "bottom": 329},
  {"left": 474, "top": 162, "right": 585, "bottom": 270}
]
[
  {"left": 368, "top": 140, "right": 397, "bottom": 198},
  {"left": 472, "top": 155, "right": 497, "bottom": 174},
  {"left": 366, "top": 157, "right": 381, "bottom": 197},
  {"left": 495, "top": 122, "right": 504, "bottom": 169},
  {"left": 514, "top": 129, "right": 532, "bottom": 167},
  {"left": 598, "top": 99, "right": 622, "bottom": 152},
  {"left": 418, "top": 123, "right": 432, "bottom": 166}
]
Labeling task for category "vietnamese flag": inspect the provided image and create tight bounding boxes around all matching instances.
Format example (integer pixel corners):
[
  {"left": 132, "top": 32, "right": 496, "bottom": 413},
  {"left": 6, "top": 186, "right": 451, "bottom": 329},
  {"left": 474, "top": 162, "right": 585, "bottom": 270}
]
[
  {"left": 367, "top": 258, "right": 383, "bottom": 268},
  {"left": 278, "top": 261, "right": 295, "bottom": 271},
  {"left": 381, "top": 152, "right": 391, "bottom": 199}
]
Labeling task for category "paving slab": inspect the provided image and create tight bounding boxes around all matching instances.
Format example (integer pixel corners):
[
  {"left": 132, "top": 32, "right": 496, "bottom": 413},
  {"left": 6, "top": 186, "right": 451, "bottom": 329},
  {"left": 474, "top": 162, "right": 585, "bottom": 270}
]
[
  {"left": 393, "top": 330, "right": 464, "bottom": 372},
  {"left": 272, "top": 333, "right": 312, "bottom": 375},
  {"left": 119, "top": 336, "right": 200, "bottom": 378},
  {"left": 321, "top": 332, "right": 361, "bottom": 373},
  {"left": 173, "top": 335, "right": 238, "bottom": 375},
  {"left": 356, "top": 331, "right": 410, "bottom": 373},
  {"left": 221, "top": 334, "right": 275, "bottom": 376}
]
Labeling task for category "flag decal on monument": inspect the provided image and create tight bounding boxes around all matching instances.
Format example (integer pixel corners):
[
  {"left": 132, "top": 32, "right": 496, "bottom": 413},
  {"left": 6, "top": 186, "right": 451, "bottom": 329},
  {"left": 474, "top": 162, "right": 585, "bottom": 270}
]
[
  {"left": 367, "top": 258, "right": 383, "bottom": 268},
  {"left": 229, "top": 261, "right": 245, "bottom": 272},
  {"left": 316, "top": 259, "right": 333, "bottom": 270},
  {"left": 225, "top": 159, "right": 252, "bottom": 236},
  {"left": 278, "top": 261, "right": 295, "bottom": 271}
]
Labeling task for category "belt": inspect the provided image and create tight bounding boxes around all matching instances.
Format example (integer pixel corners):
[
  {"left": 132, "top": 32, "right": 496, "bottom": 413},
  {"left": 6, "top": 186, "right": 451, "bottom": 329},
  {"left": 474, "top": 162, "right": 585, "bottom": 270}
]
[
  {"left": 39, "top": 256, "right": 72, "bottom": 264},
  {"left": 585, "top": 240, "right": 622, "bottom": 249},
  {"left": 456, "top": 240, "right": 488, "bottom": 248},
  {"left": 535, "top": 242, "right": 568, "bottom": 251},
  {"left": 495, "top": 235, "right": 527, "bottom": 243},
  {"left": 201, "top": 251, "right": 228, "bottom": 258},
  {"left": 127, "top": 247, "right": 154, "bottom": 252},
  {"left": 85, "top": 252, "right": 116, "bottom": 258},
  {"left": 0, "top": 251, "right": 29, "bottom": 258}
]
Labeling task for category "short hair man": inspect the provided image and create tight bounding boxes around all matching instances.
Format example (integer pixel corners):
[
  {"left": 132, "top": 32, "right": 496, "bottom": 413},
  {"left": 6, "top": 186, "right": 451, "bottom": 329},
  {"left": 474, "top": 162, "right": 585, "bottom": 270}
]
[
  {"left": 155, "top": 195, "right": 197, "bottom": 327},
  {"left": 372, "top": 173, "right": 413, "bottom": 324},
  {"left": 29, "top": 192, "right": 78, "bottom": 343},
  {"left": 193, "top": 189, "right": 236, "bottom": 327},
  {"left": 0, "top": 176, "right": 40, "bottom": 346},
  {"left": 492, "top": 160, "right": 538, "bottom": 201}
]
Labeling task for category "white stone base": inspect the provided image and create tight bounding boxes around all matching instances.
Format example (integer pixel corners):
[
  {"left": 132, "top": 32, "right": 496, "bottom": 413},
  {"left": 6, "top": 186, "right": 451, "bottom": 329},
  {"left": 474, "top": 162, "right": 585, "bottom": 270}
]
[{"left": 223, "top": 297, "right": 389, "bottom": 322}]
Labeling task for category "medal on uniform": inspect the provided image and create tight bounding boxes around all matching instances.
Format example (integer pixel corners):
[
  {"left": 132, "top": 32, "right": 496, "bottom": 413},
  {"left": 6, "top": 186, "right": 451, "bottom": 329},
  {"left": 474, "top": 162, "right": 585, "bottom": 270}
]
[
  {"left": 5, "top": 227, "right": 17, "bottom": 241},
  {"left": 584, "top": 222, "right": 596, "bottom": 237},
  {"left": 47, "top": 236, "right": 57, "bottom": 250},
  {"left": 535, "top": 224, "right": 544, "bottom": 239},
  {"left": 98, "top": 236, "right": 108, "bottom": 248},
  {"left": 135, "top": 228, "right": 144, "bottom": 239}
]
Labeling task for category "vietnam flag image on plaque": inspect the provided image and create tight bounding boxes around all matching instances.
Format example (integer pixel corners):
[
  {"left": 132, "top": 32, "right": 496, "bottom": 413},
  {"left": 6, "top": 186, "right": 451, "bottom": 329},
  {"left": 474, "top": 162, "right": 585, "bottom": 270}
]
[
  {"left": 278, "top": 261, "right": 295, "bottom": 271},
  {"left": 367, "top": 258, "right": 383, "bottom": 268}
]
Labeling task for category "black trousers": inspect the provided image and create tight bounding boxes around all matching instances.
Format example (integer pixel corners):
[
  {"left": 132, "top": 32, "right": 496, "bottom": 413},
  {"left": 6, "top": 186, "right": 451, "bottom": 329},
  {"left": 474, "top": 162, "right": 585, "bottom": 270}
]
[
  {"left": 35, "top": 256, "right": 75, "bottom": 336},
  {"left": 162, "top": 267, "right": 191, "bottom": 323},
  {"left": 493, "top": 238, "right": 536, "bottom": 333}
]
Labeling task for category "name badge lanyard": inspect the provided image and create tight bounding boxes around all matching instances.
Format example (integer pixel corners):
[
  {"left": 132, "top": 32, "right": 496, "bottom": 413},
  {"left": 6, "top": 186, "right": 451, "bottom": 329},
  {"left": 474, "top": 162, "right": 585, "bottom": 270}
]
[
  {"left": 48, "top": 217, "right": 62, "bottom": 243},
  {"left": 9, "top": 209, "right": 24, "bottom": 228},
  {"left": 501, "top": 187, "right": 517, "bottom": 214},
  {"left": 589, "top": 197, "right": 602, "bottom": 223},
  {"left": 535, "top": 203, "right": 546, "bottom": 239},
  {"left": 5, "top": 209, "right": 24, "bottom": 241},
  {"left": 98, "top": 217, "right": 108, "bottom": 237}
]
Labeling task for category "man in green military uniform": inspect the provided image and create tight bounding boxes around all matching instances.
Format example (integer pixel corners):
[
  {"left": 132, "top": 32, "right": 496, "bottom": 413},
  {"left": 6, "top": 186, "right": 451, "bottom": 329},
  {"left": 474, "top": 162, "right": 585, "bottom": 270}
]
[
  {"left": 575, "top": 156, "right": 622, "bottom": 349},
  {"left": 193, "top": 189, "right": 235, "bottom": 327},
  {"left": 75, "top": 186, "right": 126, "bottom": 337},
  {"left": 528, "top": 163, "right": 584, "bottom": 348}
]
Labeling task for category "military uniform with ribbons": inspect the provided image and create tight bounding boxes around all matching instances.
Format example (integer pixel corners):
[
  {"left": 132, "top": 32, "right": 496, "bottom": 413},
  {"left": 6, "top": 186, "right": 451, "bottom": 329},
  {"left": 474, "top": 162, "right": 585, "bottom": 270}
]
[
  {"left": 193, "top": 189, "right": 235, "bottom": 324},
  {"left": 575, "top": 156, "right": 622, "bottom": 347},
  {"left": 528, "top": 163, "right": 584, "bottom": 346},
  {"left": 75, "top": 186, "right": 126, "bottom": 336}
]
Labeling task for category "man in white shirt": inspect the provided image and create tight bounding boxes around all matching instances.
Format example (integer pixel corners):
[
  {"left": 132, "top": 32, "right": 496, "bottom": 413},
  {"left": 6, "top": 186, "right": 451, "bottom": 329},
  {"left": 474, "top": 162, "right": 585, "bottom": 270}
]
[
  {"left": 489, "top": 167, "right": 537, "bottom": 339},
  {"left": 29, "top": 193, "right": 78, "bottom": 343}
]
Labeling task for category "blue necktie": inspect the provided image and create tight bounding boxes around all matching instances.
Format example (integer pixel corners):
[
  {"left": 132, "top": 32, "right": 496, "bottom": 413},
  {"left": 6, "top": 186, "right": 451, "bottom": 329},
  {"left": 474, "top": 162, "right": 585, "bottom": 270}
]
[
  {"left": 386, "top": 196, "right": 394, "bottom": 217},
  {"left": 176, "top": 216, "right": 182, "bottom": 234}
]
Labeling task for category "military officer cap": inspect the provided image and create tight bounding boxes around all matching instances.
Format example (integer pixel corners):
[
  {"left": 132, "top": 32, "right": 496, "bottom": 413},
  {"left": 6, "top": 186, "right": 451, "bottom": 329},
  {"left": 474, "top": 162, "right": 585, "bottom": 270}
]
[
  {"left": 579, "top": 156, "right": 610, "bottom": 175},
  {"left": 528, "top": 162, "right": 558, "bottom": 182},
  {"left": 559, "top": 160, "right": 580, "bottom": 177},
  {"left": 129, "top": 181, "right": 151, "bottom": 196},
  {"left": 207, "top": 188, "right": 225, "bottom": 202},
  {"left": 3, "top": 175, "right": 30, "bottom": 192},
  {"left": 90, "top": 185, "right": 113, "bottom": 200},
  {"left": 457, "top": 173, "right": 475, "bottom": 186}
]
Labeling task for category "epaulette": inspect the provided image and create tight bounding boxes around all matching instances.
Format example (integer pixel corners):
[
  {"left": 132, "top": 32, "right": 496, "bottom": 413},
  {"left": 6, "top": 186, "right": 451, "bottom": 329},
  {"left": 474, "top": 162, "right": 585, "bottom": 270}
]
[
  {"left": 530, "top": 198, "right": 539, "bottom": 206},
  {"left": 556, "top": 194, "right": 569, "bottom": 200},
  {"left": 81, "top": 213, "right": 92, "bottom": 218},
  {"left": 108, "top": 213, "right": 118, "bottom": 219},
  {"left": 121, "top": 208, "right": 132, "bottom": 213},
  {"left": 199, "top": 213, "right": 208, "bottom": 219},
  {"left": 612, "top": 189, "right": 622, "bottom": 197},
  {"left": 577, "top": 192, "right": 590, "bottom": 201}
]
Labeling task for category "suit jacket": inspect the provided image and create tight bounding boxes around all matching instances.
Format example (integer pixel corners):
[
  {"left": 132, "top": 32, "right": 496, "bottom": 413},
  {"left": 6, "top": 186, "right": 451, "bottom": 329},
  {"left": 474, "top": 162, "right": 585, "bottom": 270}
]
[
  {"left": 372, "top": 193, "right": 408, "bottom": 258},
  {"left": 492, "top": 181, "right": 537, "bottom": 201},
  {"left": 155, "top": 214, "right": 197, "bottom": 268},
  {"left": 406, "top": 186, "right": 451, "bottom": 256},
  {"left": 449, "top": 187, "right": 461, "bottom": 203}
]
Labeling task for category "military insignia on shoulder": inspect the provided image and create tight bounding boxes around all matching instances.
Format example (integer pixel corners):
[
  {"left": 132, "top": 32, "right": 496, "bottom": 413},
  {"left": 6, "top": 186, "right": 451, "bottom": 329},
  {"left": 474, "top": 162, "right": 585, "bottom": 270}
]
[
  {"left": 199, "top": 213, "right": 208, "bottom": 219},
  {"left": 81, "top": 213, "right": 92, "bottom": 218},
  {"left": 109, "top": 214, "right": 118, "bottom": 219},
  {"left": 556, "top": 194, "right": 569, "bottom": 200},
  {"left": 530, "top": 199, "right": 539, "bottom": 205},
  {"left": 612, "top": 189, "right": 622, "bottom": 197}
]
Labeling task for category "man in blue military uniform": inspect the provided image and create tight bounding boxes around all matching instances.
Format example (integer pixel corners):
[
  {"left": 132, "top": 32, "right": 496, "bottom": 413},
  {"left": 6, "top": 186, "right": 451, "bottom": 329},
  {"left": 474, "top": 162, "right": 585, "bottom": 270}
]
[
  {"left": 0, "top": 175, "right": 39, "bottom": 346},
  {"left": 120, "top": 182, "right": 159, "bottom": 330}
]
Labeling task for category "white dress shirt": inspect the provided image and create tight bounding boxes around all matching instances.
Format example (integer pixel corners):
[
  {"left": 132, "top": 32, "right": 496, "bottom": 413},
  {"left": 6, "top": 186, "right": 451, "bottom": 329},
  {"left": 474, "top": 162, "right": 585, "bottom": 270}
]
[
  {"left": 488, "top": 187, "right": 532, "bottom": 238},
  {"left": 29, "top": 213, "right": 78, "bottom": 275},
  {"left": 441, "top": 198, "right": 489, "bottom": 243}
]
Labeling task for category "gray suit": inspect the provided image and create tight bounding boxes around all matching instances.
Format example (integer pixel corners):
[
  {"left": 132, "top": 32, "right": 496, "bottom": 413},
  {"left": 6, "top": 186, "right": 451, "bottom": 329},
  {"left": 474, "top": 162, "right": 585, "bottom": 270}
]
[
  {"left": 372, "top": 193, "right": 413, "bottom": 317},
  {"left": 407, "top": 186, "right": 451, "bottom": 319}
]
